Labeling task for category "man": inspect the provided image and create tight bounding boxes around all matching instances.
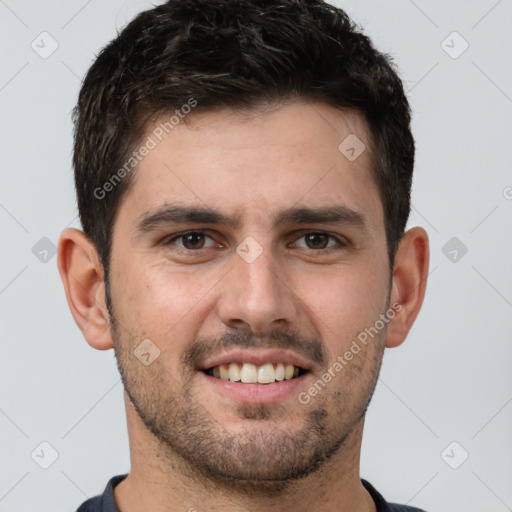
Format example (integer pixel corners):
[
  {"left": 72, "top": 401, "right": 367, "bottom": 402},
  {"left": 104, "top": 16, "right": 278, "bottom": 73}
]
[{"left": 58, "top": 0, "right": 429, "bottom": 510}]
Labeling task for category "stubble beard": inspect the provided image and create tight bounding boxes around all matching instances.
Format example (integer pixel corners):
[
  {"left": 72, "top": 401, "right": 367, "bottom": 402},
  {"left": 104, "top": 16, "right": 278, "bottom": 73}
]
[{"left": 109, "top": 311, "right": 386, "bottom": 497}]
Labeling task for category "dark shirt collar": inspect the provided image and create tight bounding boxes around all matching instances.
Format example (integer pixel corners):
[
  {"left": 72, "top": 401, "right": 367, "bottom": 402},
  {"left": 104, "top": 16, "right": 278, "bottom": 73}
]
[{"left": 77, "top": 473, "right": 419, "bottom": 512}]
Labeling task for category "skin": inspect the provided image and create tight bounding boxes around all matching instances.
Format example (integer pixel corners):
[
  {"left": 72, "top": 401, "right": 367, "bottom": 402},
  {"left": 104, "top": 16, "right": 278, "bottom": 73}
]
[{"left": 58, "top": 100, "right": 429, "bottom": 512}]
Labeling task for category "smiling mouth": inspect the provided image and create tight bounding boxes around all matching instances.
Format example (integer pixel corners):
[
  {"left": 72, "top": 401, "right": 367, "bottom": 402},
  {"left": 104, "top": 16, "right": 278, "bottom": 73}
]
[{"left": 202, "top": 362, "right": 309, "bottom": 384}]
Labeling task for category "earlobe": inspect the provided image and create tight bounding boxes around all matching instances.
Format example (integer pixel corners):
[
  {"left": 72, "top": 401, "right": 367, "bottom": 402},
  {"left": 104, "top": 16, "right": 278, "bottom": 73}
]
[
  {"left": 57, "top": 228, "right": 114, "bottom": 350},
  {"left": 385, "top": 227, "right": 429, "bottom": 349}
]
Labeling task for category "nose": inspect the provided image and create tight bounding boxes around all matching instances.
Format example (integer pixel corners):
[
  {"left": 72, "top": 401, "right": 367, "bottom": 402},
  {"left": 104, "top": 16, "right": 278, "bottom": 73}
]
[{"left": 216, "top": 242, "right": 299, "bottom": 334}]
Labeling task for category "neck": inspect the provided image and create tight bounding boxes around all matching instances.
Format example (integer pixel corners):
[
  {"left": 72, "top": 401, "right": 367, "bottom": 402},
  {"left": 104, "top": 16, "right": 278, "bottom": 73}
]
[{"left": 114, "top": 396, "right": 376, "bottom": 512}]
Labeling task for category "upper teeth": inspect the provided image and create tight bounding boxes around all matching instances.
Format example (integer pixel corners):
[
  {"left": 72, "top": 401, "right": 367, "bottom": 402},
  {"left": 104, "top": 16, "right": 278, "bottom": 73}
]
[{"left": 211, "top": 362, "right": 300, "bottom": 384}]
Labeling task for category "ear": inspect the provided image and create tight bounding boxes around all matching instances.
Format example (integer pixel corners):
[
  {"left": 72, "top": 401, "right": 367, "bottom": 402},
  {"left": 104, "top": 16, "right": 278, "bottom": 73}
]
[
  {"left": 385, "top": 227, "right": 429, "bottom": 349},
  {"left": 57, "top": 228, "right": 113, "bottom": 350}
]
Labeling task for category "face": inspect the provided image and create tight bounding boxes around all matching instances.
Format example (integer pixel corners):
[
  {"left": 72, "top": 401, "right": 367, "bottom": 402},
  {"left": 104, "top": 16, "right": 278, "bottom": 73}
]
[{"left": 108, "top": 101, "right": 392, "bottom": 491}]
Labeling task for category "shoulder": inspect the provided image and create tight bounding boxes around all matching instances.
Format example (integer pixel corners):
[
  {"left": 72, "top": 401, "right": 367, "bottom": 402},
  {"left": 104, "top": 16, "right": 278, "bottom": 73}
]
[
  {"left": 76, "top": 497, "right": 102, "bottom": 512},
  {"left": 362, "top": 479, "right": 428, "bottom": 512},
  {"left": 75, "top": 474, "right": 128, "bottom": 512}
]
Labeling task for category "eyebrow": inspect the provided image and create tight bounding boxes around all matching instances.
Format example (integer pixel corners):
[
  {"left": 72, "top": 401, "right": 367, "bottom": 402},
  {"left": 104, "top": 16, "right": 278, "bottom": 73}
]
[{"left": 135, "top": 203, "right": 368, "bottom": 233}]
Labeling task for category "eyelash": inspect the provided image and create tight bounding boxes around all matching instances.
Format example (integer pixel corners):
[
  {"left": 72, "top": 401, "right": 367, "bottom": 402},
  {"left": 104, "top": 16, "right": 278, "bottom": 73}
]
[{"left": 164, "top": 230, "right": 347, "bottom": 255}]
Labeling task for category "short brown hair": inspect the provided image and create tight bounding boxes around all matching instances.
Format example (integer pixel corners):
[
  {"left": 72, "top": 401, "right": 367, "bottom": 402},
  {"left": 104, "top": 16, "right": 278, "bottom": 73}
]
[{"left": 72, "top": 0, "right": 414, "bottom": 273}]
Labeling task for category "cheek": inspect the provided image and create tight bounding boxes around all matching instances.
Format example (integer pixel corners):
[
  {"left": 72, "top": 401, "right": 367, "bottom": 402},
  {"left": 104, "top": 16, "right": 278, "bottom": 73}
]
[
  {"left": 113, "top": 258, "right": 218, "bottom": 339},
  {"left": 295, "top": 259, "right": 389, "bottom": 349}
]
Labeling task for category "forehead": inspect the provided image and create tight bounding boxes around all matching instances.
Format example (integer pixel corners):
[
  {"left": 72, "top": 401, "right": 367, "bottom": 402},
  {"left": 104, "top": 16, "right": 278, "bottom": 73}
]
[{"left": 120, "top": 100, "right": 382, "bottom": 229}]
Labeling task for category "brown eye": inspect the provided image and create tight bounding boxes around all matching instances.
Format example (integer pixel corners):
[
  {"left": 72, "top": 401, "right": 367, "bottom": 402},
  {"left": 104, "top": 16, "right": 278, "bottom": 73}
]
[
  {"left": 181, "top": 232, "right": 205, "bottom": 249},
  {"left": 291, "top": 232, "right": 344, "bottom": 252},
  {"left": 167, "top": 231, "right": 216, "bottom": 250},
  {"left": 304, "top": 233, "right": 330, "bottom": 249}
]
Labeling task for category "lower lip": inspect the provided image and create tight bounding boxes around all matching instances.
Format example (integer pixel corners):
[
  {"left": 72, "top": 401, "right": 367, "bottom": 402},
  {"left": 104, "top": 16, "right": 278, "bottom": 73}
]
[{"left": 198, "top": 371, "right": 310, "bottom": 404}]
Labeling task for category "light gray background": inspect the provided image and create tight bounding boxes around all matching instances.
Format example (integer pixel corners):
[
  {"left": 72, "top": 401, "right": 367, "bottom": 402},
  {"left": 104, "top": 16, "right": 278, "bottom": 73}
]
[{"left": 1, "top": 1, "right": 511, "bottom": 511}]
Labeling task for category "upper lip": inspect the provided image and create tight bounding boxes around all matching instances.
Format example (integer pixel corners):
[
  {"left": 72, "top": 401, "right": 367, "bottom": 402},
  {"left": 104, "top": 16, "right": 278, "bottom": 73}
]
[{"left": 198, "top": 349, "right": 314, "bottom": 371}]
